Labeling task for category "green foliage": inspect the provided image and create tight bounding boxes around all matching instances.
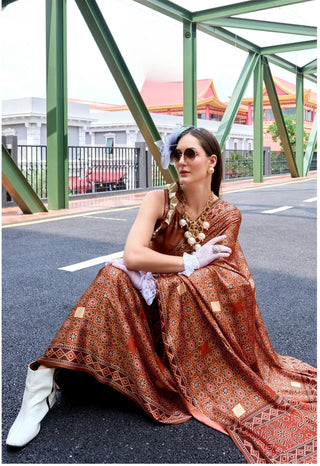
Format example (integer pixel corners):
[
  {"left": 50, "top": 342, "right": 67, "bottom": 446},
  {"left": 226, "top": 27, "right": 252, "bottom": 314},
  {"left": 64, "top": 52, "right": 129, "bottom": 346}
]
[
  {"left": 270, "top": 152, "right": 289, "bottom": 175},
  {"left": 225, "top": 152, "right": 253, "bottom": 178},
  {"left": 21, "top": 167, "right": 47, "bottom": 198},
  {"left": 152, "top": 162, "right": 165, "bottom": 187},
  {"left": 266, "top": 114, "right": 309, "bottom": 150}
]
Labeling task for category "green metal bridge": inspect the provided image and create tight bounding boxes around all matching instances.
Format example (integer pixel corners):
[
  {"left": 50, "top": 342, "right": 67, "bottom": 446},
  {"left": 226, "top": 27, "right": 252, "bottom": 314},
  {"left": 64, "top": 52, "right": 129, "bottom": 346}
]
[{"left": 2, "top": 0, "right": 317, "bottom": 213}]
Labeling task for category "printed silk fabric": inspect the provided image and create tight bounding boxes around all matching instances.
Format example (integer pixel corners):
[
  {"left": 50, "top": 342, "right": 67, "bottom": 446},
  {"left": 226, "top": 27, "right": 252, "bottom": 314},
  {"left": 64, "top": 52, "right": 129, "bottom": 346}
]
[{"left": 38, "top": 183, "right": 317, "bottom": 463}]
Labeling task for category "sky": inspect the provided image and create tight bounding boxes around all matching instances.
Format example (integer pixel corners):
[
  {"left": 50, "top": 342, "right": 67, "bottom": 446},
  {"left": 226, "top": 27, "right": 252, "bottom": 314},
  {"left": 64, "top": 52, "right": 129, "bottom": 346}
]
[{"left": 1, "top": 0, "right": 317, "bottom": 105}]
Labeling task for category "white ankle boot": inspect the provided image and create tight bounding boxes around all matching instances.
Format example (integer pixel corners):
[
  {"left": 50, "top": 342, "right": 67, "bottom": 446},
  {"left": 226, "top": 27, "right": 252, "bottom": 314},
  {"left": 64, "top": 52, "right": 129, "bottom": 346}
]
[{"left": 6, "top": 363, "right": 56, "bottom": 448}]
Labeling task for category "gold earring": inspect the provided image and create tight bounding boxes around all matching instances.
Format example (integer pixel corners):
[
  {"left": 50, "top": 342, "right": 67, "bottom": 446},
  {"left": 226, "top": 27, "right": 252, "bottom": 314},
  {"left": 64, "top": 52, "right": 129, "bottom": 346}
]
[{"left": 208, "top": 167, "right": 215, "bottom": 174}]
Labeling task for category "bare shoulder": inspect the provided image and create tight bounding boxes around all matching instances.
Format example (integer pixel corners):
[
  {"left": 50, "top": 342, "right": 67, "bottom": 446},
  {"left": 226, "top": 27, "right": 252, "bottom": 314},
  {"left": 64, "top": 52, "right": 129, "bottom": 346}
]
[{"left": 140, "top": 189, "right": 165, "bottom": 218}]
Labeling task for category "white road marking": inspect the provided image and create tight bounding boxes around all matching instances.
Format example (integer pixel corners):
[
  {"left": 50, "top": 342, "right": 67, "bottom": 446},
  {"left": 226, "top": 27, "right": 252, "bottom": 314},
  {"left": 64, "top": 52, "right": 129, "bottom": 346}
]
[
  {"left": 85, "top": 216, "right": 127, "bottom": 221},
  {"left": 262, "top": 206, "right": 293, "bottom": 214},
  {"left": 303, "top": 197, "right": 317, "bottom": 203},
  {"left": 59, "top": 250, "right": 123, "bottom": 272}
]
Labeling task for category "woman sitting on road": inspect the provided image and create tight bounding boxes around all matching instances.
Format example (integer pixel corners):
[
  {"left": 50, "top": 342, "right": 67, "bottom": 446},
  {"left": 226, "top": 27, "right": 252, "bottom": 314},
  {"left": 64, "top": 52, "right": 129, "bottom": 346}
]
[{"left": 6, "top": 126, "right": 317, "bottom": 463}]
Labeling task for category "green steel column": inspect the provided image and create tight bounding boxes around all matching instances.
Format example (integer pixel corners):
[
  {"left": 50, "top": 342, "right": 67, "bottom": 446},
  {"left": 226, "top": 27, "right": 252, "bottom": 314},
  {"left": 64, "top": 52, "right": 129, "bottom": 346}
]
[
  {"left": 183, "top": 20, "right": 197, "bottom": 126},
  {"left": 46, "top": 0, "right": 69, "bottom": 210},
  {"left": 303, "top": 111, "right": 317, "bottom": 176},
  {"left": 295, "top": 71, "right": 304, "bottom": 176},
  {"left": 253, "top": 55, "right": 263, "bottom": 183}
]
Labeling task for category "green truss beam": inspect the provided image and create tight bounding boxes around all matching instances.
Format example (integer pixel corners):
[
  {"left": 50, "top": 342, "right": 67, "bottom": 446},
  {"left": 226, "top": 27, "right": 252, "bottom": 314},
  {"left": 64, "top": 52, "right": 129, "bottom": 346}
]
[
  {"left": 46, "top": 0, "right": 69, "bottom": 210},
  {"left": 302, "top": 59, "right": 317, "bottom": 73},
  {"left": 263, "top": 58, "right": 299, "bottom": 177},
  {"left": 216, "top": 52, "right": 259, "bottom": 150},
  {"left": 260, "top": 39, "right": 316, "bottom": 55},
  {"left": 303, "top": 112, "right": 317, "bottom": 176},
  {"left": 253, "top": 55, "right": 264, "bottom": 183},
  {"left": 75, "top": 0, "right": 175, "bottom": 183},
  {"left": 198, "top": 24, "right": 260, "bottom": 53},
  {"left": 192, "top": 0, "right": 312, "bottom": 22},
  {"left": 183, "top": 21, "right": 197, "bottom": 125},
  {"left": 203, "top": 17, "right": 317, "bottom": 36},
  {"left": 2, "top": 144, "right": 48, "bottom": 214},
  {"left": 132, "top": 0, "right": 192, "bottom": 21}
]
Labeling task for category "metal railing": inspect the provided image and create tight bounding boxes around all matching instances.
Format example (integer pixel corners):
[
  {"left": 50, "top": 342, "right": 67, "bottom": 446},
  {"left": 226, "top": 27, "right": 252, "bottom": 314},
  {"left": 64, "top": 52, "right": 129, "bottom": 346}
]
[
  {"left": 68, "top": 146, "right": 139, "bottom": 194},
  {"left": 17, "top": 145, "right": 47, "bottom": 198},
  {"left": 6, "top": 145, "right": 317, "bottom": 202},
  {"left": 224, "top": 149, "right": 317, "bottom": 178}
]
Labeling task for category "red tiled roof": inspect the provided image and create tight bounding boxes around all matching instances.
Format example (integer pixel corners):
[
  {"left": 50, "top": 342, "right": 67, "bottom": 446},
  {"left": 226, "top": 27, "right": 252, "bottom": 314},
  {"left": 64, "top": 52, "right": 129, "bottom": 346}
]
[{"left": 140, "top": 78, "right": 219, "bottom": 106}]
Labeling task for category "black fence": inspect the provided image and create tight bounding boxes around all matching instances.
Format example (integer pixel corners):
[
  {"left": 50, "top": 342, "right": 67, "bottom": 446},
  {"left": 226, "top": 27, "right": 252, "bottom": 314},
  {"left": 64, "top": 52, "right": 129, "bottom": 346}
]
[
  {"left": 3, "top": 142, "right": 317, "bottom": 204},
  {"left": 224, "top": 149, "right": 317, "bottom": 179},
  {"left": 12, "top": 145, "right": 167, "bottom": 199}
]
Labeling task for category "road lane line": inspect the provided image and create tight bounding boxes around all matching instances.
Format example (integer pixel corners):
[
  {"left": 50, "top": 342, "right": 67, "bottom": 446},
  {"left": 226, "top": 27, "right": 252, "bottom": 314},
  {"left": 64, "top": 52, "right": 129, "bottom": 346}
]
[
  {"left": 303, "top": 197, "right": 317, "bottom": 203},
  {"left": 59, "top": 250, "right": 123, "bottom": 272},
  {"left": 262, "top": 206, "right": 293, "bottom": 214},
  {"left": 85, "top": 216, "right": 127, "bottom": 221},
  {"left": 2, "top": 205, "right": 139, "bottom": 229}
]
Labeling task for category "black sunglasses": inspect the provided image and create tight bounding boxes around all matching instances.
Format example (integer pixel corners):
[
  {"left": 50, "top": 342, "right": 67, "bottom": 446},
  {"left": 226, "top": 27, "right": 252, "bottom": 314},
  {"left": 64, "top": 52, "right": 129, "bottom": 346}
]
[{"left": 170, "top": 147, "right": 199, "bottom": 162}]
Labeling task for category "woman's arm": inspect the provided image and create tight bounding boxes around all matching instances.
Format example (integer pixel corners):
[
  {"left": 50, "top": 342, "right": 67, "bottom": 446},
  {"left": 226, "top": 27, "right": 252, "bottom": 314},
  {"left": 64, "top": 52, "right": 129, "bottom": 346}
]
[{"left": 123, "top": 190, "right": 185, "bottom": 273}]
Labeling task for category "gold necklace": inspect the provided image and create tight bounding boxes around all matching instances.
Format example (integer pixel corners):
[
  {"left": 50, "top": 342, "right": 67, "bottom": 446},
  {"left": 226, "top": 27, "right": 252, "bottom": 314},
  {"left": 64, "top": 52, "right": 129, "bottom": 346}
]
[{"left": 179, "top": 191, "right": 214, "bottom": 252}]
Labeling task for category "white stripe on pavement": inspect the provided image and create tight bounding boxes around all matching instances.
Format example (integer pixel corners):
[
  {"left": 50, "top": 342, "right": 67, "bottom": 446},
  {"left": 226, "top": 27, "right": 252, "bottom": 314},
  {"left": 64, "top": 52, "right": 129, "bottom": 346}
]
[
  {"left": 303, "top": 197, "right": 317, "bottom": 203},
  {"left": 59, "top": 250, "right": 123, "bottom": 272},
  {"left": 262, "top": 206, "right": 293, "bottom": 214}
]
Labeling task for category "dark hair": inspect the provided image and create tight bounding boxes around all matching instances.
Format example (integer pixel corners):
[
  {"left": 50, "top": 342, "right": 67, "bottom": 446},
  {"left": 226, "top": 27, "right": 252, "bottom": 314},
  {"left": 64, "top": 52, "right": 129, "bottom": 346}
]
[{"left": 176, "top": 127, "right": 222, "bottom": 196}]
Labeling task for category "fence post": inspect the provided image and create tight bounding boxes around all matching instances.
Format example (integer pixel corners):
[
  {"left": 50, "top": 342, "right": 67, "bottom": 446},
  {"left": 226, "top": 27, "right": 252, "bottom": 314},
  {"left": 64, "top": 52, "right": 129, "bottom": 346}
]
[
  {"left": 135, "top": 142, "right": 151, "bottom": 189},
  {"left": 263, "top": 147, "right": 271, "bottom": 176},
  {"left": 222, "top": 150, "right": 226, "bottom": 181},
  {"left": 2, "top": 135, "right": 18, "bottom": 206}
]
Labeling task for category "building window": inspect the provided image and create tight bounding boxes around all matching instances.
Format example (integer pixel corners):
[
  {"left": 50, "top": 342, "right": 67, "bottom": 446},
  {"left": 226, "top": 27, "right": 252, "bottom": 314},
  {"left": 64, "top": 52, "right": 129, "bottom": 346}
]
[
  {"left": 283, "top": 107, "right": 296, "bottom": 117},
  {"left": 266, "top": 109, "right": 274, "bottom": 120},
  {"left": 105, "top": 137, "right": 114, "bottom": 155},
  {"left": 304, "top": 110, "right": 313, "bottom": 121}
]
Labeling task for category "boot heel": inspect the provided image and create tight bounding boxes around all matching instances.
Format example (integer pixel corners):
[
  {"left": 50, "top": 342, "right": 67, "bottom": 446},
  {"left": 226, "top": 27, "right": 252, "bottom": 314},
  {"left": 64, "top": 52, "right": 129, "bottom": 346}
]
[{"left": 46, "top": 386, "right": 56, "bottom": 411}]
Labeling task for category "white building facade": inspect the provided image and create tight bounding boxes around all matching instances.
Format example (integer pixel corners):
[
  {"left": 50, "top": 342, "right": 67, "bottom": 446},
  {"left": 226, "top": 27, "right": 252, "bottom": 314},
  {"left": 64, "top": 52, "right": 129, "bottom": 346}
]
[{"left": 2, "top": 97, "right": 253, "bottom": 151}]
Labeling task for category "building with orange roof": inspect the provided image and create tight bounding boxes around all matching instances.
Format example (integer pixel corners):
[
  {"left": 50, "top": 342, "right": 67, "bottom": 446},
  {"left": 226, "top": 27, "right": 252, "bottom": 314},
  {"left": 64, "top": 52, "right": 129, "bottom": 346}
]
[
  {"left": 241, "top": 76, "right": 317, "bottom": 151},
  {"left": 98, "top": 78, "right": 248, "bottom": 125}
]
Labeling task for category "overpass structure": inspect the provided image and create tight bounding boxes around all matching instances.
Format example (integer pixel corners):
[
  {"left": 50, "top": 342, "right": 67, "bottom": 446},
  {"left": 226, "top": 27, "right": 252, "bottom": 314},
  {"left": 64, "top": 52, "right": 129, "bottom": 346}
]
[{"left": 2, "top": 0, "right": 317, "bottom": 212}]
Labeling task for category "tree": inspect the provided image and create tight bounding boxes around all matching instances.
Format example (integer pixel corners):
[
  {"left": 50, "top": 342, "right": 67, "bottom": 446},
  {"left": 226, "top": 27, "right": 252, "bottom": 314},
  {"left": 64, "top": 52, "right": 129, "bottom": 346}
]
[{"left": 266, "top": 114, "right": 309, "bottom": 151}]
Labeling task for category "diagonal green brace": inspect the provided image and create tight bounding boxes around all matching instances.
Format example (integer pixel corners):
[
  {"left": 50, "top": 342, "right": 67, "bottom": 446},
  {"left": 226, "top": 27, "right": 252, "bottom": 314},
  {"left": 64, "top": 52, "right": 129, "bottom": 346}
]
[
  {"left": 74, "top": 0, "right": 176, "bottom": 183},
  {"left": 2, "top": 144, "right": 48, "bottom": 214},
  {"left": 303, "top": 112, "right": 317, "bottom": 176},
  {"left": 216, "top": 52, "right": 259, "bottom": 150},
  {"left": 263, "top": 58, "right": 299, "bottom": 177}
]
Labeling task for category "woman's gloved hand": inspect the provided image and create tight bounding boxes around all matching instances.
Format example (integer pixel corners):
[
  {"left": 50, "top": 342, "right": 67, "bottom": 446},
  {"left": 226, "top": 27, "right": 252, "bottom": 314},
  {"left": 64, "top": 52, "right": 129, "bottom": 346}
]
[
  {"left": 106, "top": 258, "right": 156, "bottom": 305},
  {"left": 180, "top": 235, "right": 232, "bottom": 277}
]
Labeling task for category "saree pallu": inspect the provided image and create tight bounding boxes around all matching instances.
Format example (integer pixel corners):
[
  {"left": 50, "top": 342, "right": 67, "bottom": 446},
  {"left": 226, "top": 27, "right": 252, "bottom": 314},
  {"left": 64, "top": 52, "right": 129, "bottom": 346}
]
[{"left": 38, "top": 184, "right": 317, "bottom": 463}]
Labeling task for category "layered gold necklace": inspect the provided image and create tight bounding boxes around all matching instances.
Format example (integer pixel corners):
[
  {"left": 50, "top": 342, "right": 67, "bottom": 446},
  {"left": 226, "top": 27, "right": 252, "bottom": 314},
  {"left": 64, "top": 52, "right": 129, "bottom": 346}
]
[{"left": 179, "top": 191, "right": 215, "bottom": 252}]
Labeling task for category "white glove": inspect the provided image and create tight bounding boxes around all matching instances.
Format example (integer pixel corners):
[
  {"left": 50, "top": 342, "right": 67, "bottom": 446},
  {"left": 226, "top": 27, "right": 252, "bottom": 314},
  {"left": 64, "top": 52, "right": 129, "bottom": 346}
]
[
  {"left": 106, "top": 258, "right": 156, "bottom": 305},
  {"left": 180, "top": 235, "right": 231, "bottom": 277}
]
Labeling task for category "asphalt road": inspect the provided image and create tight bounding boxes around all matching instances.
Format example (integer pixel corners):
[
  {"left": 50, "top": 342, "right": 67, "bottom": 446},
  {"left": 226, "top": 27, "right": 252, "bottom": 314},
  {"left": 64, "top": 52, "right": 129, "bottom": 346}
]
[{"left": 2, "top": 177, "right": 317, "bottom": 464}]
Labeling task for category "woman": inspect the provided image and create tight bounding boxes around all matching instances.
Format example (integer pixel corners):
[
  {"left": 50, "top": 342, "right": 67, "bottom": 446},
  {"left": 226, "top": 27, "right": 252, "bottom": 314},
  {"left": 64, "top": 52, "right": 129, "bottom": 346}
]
[{"left": 6, "top": 126, "right": 317, "bottom": 463}]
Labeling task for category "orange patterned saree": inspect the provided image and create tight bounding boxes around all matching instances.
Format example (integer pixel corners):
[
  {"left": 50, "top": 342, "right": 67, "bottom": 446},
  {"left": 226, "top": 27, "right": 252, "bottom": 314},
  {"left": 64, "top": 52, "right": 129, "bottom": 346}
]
[{"left": 38, "top": 183, "right": 317, "bottom": 463}]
